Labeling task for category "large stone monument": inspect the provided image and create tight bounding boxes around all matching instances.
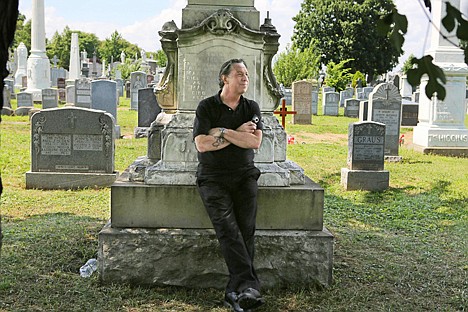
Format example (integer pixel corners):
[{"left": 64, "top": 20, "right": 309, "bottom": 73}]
[
  {"left": 14, "top": 42, "right": 28, "bottom": 89},
  {"left": 25, "top": 0, "right": 51, "bottom": 101},
  {"left": 99, "top": 0, "right": 333, "bottom": 289},
  {"left": 412, "top": 0, "right": 468, "bottom": 156},
  {"left": 68, "top": 33, "right": 81, "bottom": 84}
]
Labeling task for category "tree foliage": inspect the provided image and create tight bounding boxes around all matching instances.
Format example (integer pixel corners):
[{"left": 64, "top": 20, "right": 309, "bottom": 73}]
[
  {"left": 292, "top": 0, "right": 401, "bottom": 81},
  {"left": 12, "top": 13, "right": 31, "bottom": 52},
  {"left": 273, "top": 42, "right": 321, "bottom": 88},
  {"left": 99, "top": 30, "right": 140, "bottom": 65},
  {"left": 379, "top": 2, "right": 468, "bottom": 100},
  {"left": 351, "top": 71, "right": 367, "bottom": 88},
  {"left": 324, "top": 59, "right": 353, "bottom": 92},
  {"left": 12, "top": 13, "right": 164, "bottom": 73},
  {"left": 152, "top": 50, "right": 168, "bottom": 67},
  {"left": 116, "top": 58, "right": 142, "bottom": 80},
  {"left": 46, "top": 27, "right": 100, "bottom": 70},
  {"left": 401, "top": 53, "right": 416, "bottom": 75}
]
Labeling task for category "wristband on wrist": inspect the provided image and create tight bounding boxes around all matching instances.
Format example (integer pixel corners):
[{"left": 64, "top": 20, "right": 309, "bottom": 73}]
[{"left": 219, "top": 127, "right": 226, "bottom": 138}]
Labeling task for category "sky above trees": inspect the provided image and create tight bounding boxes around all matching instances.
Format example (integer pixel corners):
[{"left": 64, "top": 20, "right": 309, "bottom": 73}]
[{"left": 17, "top": 0, "right": 468, "bottom": 70}]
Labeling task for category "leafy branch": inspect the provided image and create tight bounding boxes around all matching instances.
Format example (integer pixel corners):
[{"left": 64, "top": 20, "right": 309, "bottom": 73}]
[{"left": 378, "top": 1, "right": 468, "bottom": 101}]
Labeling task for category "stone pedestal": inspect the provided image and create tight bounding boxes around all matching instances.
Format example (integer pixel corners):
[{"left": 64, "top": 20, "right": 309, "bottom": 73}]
[
  {"left": 25, "top": 0, "right": 51, "bottom": 101},
  {"left": 412, "top": 0, "right": 468, "bottom": 156},
  {"left": 412, "top": 68, "right": 468, "bottom": 156},
  {"left": 340, "top": 168, "right": 389, "bottom": 191},
  {"left": 99, "top": 224, "right": 334, "bottom": 288},
  {"left": 99, "top": 2, "right": 334, "bottom": 290},
  {"left": 111, "top": 172, "right": 323, "bottom": 230},
  {"left": 26, "top": 172, "right": 118, "bottom": 190}
]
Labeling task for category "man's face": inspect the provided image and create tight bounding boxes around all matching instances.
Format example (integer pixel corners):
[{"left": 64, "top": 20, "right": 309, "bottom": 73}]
[{"left": 225, "top": 62, "right": 249, "bottom": 95}]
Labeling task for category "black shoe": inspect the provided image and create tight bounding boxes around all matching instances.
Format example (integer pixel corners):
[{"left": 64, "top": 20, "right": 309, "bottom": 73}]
[
  {"left": 238, "top": 288, "right": 265, "bottom": 310},
  {"left": 224, "top": 292, "right": 247, "bottom": 312}
]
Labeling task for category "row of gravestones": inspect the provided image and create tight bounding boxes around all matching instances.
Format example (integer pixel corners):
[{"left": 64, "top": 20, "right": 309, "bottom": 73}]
[
  {"left": 24, "top": 84, "right": 400, "bottom": 191},
  {"left": 2, "top": 82, "right": 161, "bottom": 141},
  {"left": 284, "top": 80, "right": 419, "bottom": 127},
  {"left": 284, "top": 82, "right": 380, "bottom": 122}
]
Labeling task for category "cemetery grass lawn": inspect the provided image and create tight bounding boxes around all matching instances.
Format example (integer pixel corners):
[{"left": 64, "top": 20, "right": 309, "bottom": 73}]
[{"left": 0, "top": 105, "right": 467, "bottom": 311}]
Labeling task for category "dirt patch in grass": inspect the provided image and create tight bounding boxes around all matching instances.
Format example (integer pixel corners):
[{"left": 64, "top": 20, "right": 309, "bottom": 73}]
[
  {"left": 294, "top": 132, "right": 348, "bottom": 144},
  {"left": 293, "top": 130, "right": 415, "bottom": 147}
]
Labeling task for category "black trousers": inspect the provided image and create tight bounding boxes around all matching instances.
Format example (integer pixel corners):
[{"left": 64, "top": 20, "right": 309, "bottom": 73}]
[{"left": 196, "top": 165, "right": 261, "bottom": 293}]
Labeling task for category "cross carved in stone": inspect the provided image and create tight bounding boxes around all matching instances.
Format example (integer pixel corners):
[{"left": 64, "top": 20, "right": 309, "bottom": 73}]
[
  {"left": 52, "top": 55, "right": 59, "bottom": 67},
  {"left": 384, "top": 83, "right": 392, "bottom": 100},
  {"left": 68, "top": 112, "right": 77, "bottom": 129}
]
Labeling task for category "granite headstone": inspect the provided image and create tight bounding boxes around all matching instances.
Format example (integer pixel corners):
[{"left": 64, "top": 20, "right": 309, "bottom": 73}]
[
  {"left": 322, "top": 92, "right": 340, "bottom": 116},
  {"left": 26, "top": 107, "right": 118, "bottom": 189},
  {"left": 91, "top": 80, "right": 120, "bottom": 138},
  {"left": 292, "top": 80, "right": 312, "bottom": 124},
  {"left": 341, "top": 121, "right": 389, "bottom": 191},
  {"left": 41, "top": 88, "right": 58, "bottom": 109},
  {"left": 138, "top": 88, "right": 161, "bottom": 127},
  {"left": 130, "top": 71, "right": 147, "bottom": 110},
  {"left": 66, "top": 85, "right": 75, "bottom": 105},
  {"left": 344, "top": 98, "right": 360, "bottom": 118},
  {"left": 367, "top": 83, "right": 402, "bottom": 156},
  {"left": 75, "top": 78, "right": 92, "bottom": 108}
]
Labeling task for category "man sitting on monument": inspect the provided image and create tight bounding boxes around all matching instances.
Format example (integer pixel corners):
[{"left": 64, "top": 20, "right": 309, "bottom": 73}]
[{"left": 193, "top": 59, "right": 264, "bottom": 311}]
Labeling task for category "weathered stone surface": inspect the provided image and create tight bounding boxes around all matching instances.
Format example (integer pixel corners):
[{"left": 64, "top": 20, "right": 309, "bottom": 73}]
[
  {"left": 98, "top": 224, "right": 334, "bottom": 288},
  {"left": 111, "top": 173, "right": 323, "bottom": 230},
  {"left": 25, "top": 172, "right": 119, "bottom": 190},
  {"left": 340, "top": 168, "right": 389, "bottom": 191}
]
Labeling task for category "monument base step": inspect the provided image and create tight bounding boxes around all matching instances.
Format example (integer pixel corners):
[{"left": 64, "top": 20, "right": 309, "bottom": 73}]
[
  {"left": 412, "top": 144, "right": 468, "bottom": 157},
  {"left": 111, "top": 171, "right": 324, "bottom": 230},
  {"left": 25, "top": 171, "right": 119, "bottom": 190},
  {"left": 98, "top": 223, "right": 334, "bottom": 288},
  {"left": 340, "top": 168, "right": 389, "bottom": 191}
]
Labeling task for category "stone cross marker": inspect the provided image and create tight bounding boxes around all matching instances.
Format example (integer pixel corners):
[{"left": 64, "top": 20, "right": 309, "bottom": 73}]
[
  {"left": 292, "top": 80, "right": 312, "bottom": 124},
  {"left": 52, "top": 55, "right": 59, "bottom": 67},
  {"left": 367, "top": 83, "right": 402, "bottom": 156},
  {"left": 274, "top": 98, "right": 297, "bottom": 129}
]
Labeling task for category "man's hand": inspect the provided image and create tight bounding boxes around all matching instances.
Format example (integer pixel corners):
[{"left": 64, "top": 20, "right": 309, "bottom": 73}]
[{"left": 236, "top": 121, "right": 257, "bottom": 134}]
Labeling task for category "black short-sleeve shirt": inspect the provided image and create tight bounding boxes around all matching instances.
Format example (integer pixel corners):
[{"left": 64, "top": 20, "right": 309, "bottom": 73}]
[{"left": 193, "top": 91, "right": 263, "bottom": 171}]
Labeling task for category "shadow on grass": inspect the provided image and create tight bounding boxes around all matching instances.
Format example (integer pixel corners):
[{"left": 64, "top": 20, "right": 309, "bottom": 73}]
[{"left": 318, "top": 178, "right": 467, "bottom": 311}]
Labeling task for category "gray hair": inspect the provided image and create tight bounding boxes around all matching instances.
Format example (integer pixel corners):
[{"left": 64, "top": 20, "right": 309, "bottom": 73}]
[{"left": 218, "top": 58, "right": 247, "bottom": 88}]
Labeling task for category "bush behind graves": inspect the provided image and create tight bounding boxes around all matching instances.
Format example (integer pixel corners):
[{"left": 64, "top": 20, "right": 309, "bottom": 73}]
[{"left": 0, "top": 103, "right": 467, "bottom": 311}]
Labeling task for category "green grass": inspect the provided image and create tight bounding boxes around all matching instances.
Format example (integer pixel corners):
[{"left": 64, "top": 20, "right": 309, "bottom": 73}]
[{"left": 0, "top": 99, "right": 467, "bottom": 311}]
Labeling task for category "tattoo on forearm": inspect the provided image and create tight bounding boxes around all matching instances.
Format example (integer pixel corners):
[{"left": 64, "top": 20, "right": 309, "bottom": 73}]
[{"left": 212, "top": 136, "right": 225, "bottom": 147}]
